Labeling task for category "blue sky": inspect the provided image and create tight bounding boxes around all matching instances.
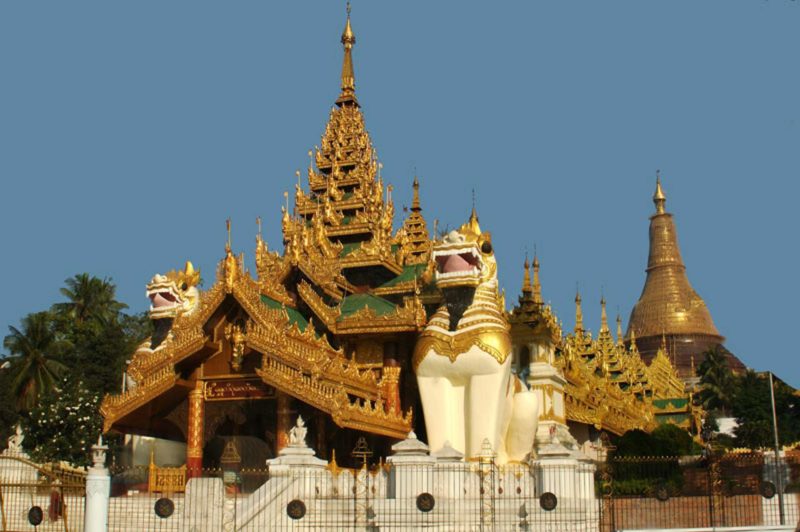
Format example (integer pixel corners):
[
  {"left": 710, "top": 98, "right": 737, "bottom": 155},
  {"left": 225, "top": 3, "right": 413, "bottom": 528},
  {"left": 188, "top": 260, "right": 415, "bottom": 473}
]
[{"left": 1, "top": 1, "right": 798, "bottom": 386}]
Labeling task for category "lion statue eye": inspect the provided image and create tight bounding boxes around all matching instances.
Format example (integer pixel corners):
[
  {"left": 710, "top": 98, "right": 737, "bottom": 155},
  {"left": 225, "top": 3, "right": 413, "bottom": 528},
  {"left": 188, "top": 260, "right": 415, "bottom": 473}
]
[
  {"left": 481, "top": 241, "right": 493, "bottom": 254},
  {"left": 181, "top": 283, "right": 188, "bottom": 291}
]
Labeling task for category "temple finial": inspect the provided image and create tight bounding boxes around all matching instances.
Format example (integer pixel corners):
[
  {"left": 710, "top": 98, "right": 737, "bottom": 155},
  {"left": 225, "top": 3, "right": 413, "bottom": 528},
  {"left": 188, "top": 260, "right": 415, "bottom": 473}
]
[
  {"left": 522, "top": 254, "right": 531, "bottom": 291},
  {"left": 653, "top": 170, "right": 666, "bottom": 215},
  {"left": 600, "top": 295, "right": 609, "bottom": 333},
  {"left": 616, "top": 314, "right": 624, "bottom": 345},
  {"left": 411, "top": 173, "right": 421, "bottom": 212},
  {"left": 465, "top": 189, "right": 481, "bottom": 234},
  {"left": 337, "top": 2, "right": 358, "bottom": 106},
  {"left": 574, "top": 289, "right": 584, "bottom": 334},
  {"left": 226, "top": 218, "right": 232, "bottom": 254},
  {"left": 532, "top": 253, "right": 542, "bottom": 305}
]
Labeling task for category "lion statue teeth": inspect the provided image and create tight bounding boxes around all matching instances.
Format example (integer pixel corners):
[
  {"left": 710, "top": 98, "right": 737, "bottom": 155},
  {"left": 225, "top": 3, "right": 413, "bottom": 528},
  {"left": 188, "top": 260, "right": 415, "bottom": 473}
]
[
  {"left": 413, "top": 211, "right": 538, "bottom": 463},
  {"left": 146, "top": 261, "right": 201, "bottom": 321}
]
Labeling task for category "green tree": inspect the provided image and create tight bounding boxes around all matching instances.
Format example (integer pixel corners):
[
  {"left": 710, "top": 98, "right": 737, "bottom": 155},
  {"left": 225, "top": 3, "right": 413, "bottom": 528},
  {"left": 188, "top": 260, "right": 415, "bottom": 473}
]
[
  {"left": 696, "top": 348, "right": 734, "bottom": 416},
  {"left": 52, "top": 273, "right": 128, "bottom": 328},
  {"left": 0, "top": 360, "right": 20, "bottom": 441},
  {"left": 732, "top": 371, "right": 800, "bottom": 449},
  {"left": 3, "top": 312, "right": 69, "bottom": 412},
  {"left": 51, "top": 276, "right": 145, "bottom": 397}
]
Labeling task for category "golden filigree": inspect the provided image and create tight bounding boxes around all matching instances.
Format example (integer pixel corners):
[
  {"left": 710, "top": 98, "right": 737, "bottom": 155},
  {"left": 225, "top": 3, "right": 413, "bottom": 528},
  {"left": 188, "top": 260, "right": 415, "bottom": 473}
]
[{"left": 413, "top": 328, "right": 512, "bottom": 371}]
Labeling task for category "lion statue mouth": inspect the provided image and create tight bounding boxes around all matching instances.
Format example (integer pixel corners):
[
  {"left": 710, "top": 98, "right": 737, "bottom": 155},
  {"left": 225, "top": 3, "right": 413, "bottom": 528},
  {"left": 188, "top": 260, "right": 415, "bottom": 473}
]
[
  {"left": 146, "top": 262, "right": 201, "bottom": 320},
  {"left": 432, "top": 231, "right": 483, "bottom": 289}
]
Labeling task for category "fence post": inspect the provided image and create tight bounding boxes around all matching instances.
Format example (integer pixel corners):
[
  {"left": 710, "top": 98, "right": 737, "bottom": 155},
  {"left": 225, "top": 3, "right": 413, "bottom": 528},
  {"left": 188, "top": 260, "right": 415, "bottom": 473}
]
[{"left": 85, "top": 436, "right": 110, "bottom": 532}]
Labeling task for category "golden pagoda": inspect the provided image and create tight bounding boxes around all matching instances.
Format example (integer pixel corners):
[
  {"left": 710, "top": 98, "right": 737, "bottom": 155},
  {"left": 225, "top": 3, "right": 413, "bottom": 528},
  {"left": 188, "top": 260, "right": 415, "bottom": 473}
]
[
  {"left": 509, "top": 257, "right": 701, "bottom": 442},
  {"left": 626, "top": 174, "right": 744, "bottom": 379},
  {"left": 100, "top": 13, "right": 714, "bottom": 474},
  {"left": 101, "top": 8, "right": 430, "bottom": 468}
]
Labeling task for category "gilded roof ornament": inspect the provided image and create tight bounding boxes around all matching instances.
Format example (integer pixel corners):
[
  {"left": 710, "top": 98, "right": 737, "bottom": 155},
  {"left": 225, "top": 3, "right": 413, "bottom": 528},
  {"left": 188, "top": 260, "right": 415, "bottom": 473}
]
[
  {"left": 531, "top": 255, "right": 543, "bottom": 306},
  {"left": 522, "top": 255, "right": 531, "bottom": 292},
  {"left": 337, "top": 3, "right": 358, "bottom": 107},
  {"left": 574, "top": 291, "right": 583, "bottom": 334},
  {"left": 653, "top": 170, "right": 666, "bottom": 215}
]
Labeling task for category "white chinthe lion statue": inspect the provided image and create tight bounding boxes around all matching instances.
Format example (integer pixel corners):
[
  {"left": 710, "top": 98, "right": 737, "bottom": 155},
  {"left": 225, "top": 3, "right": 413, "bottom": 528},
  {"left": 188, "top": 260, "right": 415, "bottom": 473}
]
[{"left": 413, "top": 211, "right": 538, "bottom": 463}]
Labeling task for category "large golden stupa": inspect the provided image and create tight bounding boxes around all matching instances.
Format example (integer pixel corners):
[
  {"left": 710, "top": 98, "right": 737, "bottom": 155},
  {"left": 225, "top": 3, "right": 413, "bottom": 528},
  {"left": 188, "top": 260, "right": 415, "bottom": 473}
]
[{"left": 626, "top": 176, "right": 745, "bottom": 378}]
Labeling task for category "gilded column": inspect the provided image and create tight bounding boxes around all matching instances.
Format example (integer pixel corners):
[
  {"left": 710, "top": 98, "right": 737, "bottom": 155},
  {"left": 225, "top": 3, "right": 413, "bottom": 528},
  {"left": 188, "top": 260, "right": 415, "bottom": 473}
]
[
  {"left": 381, "top": 366, "right": 402, "bottom": 416},
  {"left": 186, "top": 380, "right": 205, "bottom": 478},
  {"left": 276, "top": 392, "right": 292, "bottom": 452}
]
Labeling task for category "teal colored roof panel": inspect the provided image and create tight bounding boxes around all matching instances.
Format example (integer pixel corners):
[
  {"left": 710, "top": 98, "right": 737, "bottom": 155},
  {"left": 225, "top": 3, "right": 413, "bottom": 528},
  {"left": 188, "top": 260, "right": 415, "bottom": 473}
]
[{"left": 339, "top": 293, "right": 396, "bottom": 319}]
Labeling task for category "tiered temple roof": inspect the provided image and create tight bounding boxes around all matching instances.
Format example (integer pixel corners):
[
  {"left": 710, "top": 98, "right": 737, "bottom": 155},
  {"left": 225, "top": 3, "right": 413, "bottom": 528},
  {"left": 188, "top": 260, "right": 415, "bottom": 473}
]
[
  {"left": 510, "top": 258, "right": 701, "bottom": 435},
  {"left": 103, "top": 10, "right": 429, "bottom": 445}
]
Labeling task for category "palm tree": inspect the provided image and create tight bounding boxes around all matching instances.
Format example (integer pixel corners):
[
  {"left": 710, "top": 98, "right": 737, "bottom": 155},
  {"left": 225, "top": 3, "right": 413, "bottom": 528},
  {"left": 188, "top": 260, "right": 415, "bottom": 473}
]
[
  {"left": 697, "top": 348, "right": 734, "bottom": 416},
  {"left": 52, "top": 274, "right": 128, "bottom": 326},
  {"left": 3, "top": 312, "right": 69, "bottom": 412}
]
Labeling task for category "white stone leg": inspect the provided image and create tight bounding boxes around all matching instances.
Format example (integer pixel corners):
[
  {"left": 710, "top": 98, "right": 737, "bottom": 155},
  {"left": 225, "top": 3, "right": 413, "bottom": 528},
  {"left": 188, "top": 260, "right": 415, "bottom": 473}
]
[
  {"left": 466, "top": 365, "right": 510, "bottom": 458},
  {"left": 505, "top": 390, "right": 539, "bottom": 462},
  {"left": 417, "top": 375, "right": 465, "bottom": 454}
]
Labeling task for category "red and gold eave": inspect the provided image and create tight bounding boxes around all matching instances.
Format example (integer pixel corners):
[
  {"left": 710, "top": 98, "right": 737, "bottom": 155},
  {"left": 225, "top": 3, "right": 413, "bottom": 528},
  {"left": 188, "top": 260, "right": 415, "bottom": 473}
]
[{"left": 100, "top": 251, "right": 413, "bottom": 440}]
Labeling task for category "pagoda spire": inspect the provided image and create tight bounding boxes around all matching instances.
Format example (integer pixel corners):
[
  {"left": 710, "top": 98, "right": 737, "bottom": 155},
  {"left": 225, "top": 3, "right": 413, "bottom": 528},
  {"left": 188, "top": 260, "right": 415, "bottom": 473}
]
[
  {"left": 522, "top": 255, "right": 531, "bottom": 292},
  {"left": 653, "top": 170, "right": 666, "bottom": 215},
  {"left": 411, "top": 174, "right": 421, "bottom": 212},
  {"left": 531, "top": 255, "right": 543, "bottom": 306},
  {"left": 337, "top": 2, "right": 359, "bottom": 107},
  {"left": 600, "top": 296, "right": 609, "bottom": 334},
  {"left": 399, "top": 174, "right": 431, "bottom": 264},
  {"left": 616, "top": 315, "right": 624, "bottom": 346},
  {"left": 574, "top": 291, "right": 584, "bottom": 334}
]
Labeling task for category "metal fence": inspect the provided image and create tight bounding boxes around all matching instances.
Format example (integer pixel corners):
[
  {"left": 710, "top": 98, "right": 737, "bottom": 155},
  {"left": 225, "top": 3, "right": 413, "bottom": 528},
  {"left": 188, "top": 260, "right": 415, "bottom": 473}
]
[
  {"left": 599, "top": 452, "right": 800, "bottom": 531},
  {"left": 103, "top": 460, "right": 597, "bottom": 531},
  {"left": 0, "top": 455, "right": 86, "bottom": 532},
  {"left": 2, "top": 451, "right": 799, "bottom": 531}
]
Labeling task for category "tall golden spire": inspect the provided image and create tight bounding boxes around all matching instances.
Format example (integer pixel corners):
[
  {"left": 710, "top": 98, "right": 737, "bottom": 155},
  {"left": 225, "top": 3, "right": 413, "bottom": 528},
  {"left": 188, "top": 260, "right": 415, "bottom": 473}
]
[
  {"left": 411, "top": 175, "right": 421, "bottom": 212},
  {"left": 522, "top": 255, "right": 531, "bottom": 292},
  {"left": 399, "top": 174, "right": 431, "bottom": 264},
  {"left": 337, "top": 2, "right": 358, "bottom": 107},
  {"left": 600, "top": 296, "right": 609, "bottom": 333},
  {"left": 531, "top": 255, "right": 543, "bottom": 306},
  {"left": 616, "top": 314, "right": 624, "bottom": 346},
  {"left": 574, "top": 291, "right": 583, "bottom": 334},
  {"left": 653, "top": 170, "right": 666, "bottom": 215}
]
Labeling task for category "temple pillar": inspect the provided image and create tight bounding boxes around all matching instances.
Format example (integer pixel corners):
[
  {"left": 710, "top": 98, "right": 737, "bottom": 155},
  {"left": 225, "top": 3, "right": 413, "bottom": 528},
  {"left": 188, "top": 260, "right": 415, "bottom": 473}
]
[
  {"left": 276, "top": 392, "right": 292, "bottom": 452},
  {"left": 528, "top": 344, "right": 578, "bottom": 452},
  {"left": 382, "top": 342, "right": 402, "bottom": 416},
  {"left": 186, "top": 380, "right": 205, "bottom": 478},
  {"left": 382, "top": 366, "right": 402, "bottom": 416}
]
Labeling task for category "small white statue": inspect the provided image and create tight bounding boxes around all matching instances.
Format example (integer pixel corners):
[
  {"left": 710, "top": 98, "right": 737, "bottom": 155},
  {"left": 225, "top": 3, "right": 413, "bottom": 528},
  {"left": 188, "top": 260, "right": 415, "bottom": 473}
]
[
  {"left": 6, "top": 424, "right": 24, "bottom": 454},
  {"left": 288, "top": 416, "right": 307, "bottom": 447}
]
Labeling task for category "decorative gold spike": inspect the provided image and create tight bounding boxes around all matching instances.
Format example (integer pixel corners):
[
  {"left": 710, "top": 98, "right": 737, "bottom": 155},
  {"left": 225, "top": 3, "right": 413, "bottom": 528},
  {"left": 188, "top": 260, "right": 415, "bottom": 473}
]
[
  {"left": 411, "top": 174, "right": 421, "bottom": 212},
  {"left": 337, "top": 3, "right": 358, "bottom": 106},
  {"left": 226, "top": 218, "right": 232, "bottom": 253},
  {"left": 574, "top": 291, "right": 583, "bottom": 334},
  {"left": 600, "top": 296, "right": 609, "bottom": 333},
  {"left": 522, "top": 255, "right": 531, "bottom": 292},
  {"left": 531, "top": 254, "right": 543, "bottom": 306},
  {"left": 653, "top": 170, "right": 666, "bottom": 215}
]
